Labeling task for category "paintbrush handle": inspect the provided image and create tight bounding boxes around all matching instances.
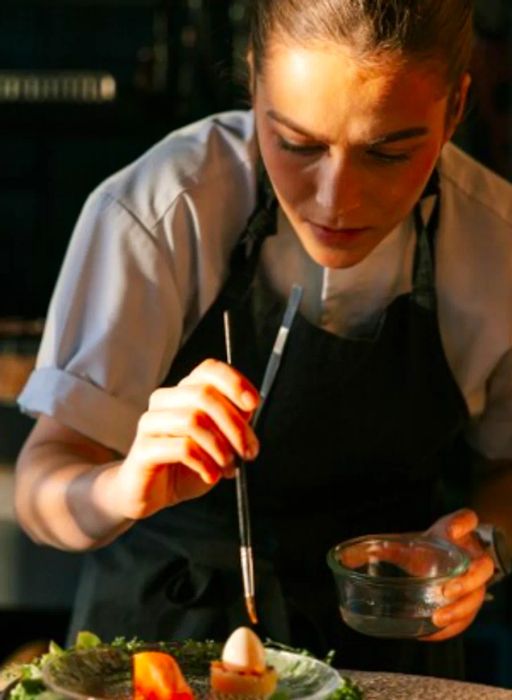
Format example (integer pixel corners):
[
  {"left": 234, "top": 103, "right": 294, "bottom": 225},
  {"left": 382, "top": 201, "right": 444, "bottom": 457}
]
[
  {"left": 223, "top": 284, "right": 303, "bottom": 625},
  {"left": 252, "top": 284, "right": 303, "bottom": 430}
]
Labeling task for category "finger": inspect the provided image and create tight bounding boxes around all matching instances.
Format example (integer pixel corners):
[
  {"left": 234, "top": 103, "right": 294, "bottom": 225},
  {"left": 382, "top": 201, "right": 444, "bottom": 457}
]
[
  {"left": 133, "top": 435, "right": 222, "bottom": 485},
  {"left": 420, "top": 613, "right": 476, "bottom": 642},
  {"left": 166, "top": 462, "right": 222, "bottom": 504},
  {"left": 426, "top": 508, "right": 477, "bottom": 542},
  {"left": 179, "top": 358, "right": 259, "bottom": 411},
  {"left": 223, "top": 463, "right": 238, "bottom": 479},
  {"left": 442, "top": 554, "right": 495, "bottom": 600},
  {"left": 137, "top": 408, "right": 235, "bottom": 468},
  {"left": 446, "top": 508, "right": 478, "bottom": 540},
  {"left": 433, "top": 585, "right": 486, "bottom": 627},
  {"left": 150, "top": 384, "right": 259, "bottom": 460}
]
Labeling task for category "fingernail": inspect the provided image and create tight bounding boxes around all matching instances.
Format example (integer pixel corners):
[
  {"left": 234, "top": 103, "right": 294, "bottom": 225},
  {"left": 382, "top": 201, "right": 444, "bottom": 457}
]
[{"left": 242, "top": 391, "right": 257, "bottom": 409}]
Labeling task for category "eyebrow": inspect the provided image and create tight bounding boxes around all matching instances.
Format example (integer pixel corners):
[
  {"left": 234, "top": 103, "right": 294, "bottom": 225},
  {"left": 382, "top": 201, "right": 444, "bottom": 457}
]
[{"left": 266, "top": 109, "right": 429, "bottom": 145}]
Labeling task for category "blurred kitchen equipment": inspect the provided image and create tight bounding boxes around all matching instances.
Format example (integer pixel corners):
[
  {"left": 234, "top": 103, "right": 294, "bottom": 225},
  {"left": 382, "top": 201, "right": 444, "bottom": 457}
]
[{"left": 0, "top": 318, "right": 42, "bottom": 461}]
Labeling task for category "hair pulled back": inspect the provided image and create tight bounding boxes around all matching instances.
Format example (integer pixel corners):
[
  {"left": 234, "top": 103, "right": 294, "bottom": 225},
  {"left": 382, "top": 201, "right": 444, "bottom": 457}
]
[{"left": 249, "top": 0, "right": 474, "bottom": 88}]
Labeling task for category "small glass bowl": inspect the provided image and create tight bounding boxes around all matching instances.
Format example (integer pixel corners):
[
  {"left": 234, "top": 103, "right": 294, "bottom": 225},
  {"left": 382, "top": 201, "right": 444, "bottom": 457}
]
[{"left": 327, "top": 532, "right": 470, "bottom": 639}]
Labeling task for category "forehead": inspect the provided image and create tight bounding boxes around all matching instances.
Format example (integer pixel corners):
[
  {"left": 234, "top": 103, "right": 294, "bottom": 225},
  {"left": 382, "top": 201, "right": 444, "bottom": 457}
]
[{"left": 257, "top": 41, "right": 449, "bottom": 139}]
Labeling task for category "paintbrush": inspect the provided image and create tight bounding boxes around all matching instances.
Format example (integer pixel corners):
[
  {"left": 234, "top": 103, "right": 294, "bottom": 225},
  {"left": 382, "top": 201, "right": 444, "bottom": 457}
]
[{"left": 223, "top": 283, "right": 303, "bottom": 625}]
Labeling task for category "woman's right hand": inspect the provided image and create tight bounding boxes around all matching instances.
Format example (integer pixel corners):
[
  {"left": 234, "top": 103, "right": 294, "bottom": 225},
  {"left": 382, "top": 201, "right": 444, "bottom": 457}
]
[{"left": 112, "top": 358, "right": 260, "bottom": 520}]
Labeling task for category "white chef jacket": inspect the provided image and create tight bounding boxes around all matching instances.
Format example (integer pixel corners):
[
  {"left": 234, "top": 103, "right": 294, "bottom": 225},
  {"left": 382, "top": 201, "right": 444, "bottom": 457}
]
[{"left": 18, "top": 110, "right": 512, "bottom": 463}]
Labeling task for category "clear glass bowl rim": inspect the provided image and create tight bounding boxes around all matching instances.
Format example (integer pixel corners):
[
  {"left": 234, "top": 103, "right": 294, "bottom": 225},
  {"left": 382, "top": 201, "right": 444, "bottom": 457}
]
[{"left": 327, "top": 532, "right": 470, "bottom": 586}]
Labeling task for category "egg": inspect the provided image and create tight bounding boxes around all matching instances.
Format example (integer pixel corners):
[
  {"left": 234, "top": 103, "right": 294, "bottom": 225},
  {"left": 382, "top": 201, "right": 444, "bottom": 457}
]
[{"left": 221, "top": 626, "right": 266, "bottom": 674}]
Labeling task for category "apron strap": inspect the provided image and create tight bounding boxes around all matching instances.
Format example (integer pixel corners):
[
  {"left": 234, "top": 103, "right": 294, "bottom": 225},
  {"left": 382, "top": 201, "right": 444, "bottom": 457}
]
[
  {"left": 220, "top": 161, "right": 278, "bottom": 309},
  {"left": 218, "top": 163, "right": 441, "bottom": 314},
  {"left": 411, "top": 169, "right": 441, "bottom": 311}
]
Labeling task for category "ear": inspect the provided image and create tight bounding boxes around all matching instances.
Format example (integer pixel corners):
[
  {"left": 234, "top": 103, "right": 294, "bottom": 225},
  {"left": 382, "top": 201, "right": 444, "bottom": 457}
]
[{"left": 445, "top": 72, "right": 471, "bottom": 141}]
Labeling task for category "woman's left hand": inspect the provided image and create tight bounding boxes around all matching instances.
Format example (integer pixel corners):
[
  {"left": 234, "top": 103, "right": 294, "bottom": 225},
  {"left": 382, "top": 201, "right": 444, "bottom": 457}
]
[{"left": 420, "top": 508, "right": 495, "bottom": 641}]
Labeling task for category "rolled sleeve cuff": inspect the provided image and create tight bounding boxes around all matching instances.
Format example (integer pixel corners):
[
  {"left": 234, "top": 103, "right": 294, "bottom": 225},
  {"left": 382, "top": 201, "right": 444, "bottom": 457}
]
[{"left": 17, "top": 367, "right": 142, "bottom": 455}]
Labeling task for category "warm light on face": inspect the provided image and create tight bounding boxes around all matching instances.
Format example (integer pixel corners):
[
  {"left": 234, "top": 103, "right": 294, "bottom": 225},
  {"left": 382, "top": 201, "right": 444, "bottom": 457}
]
[{"left": 253, "top": 43, "right": 459, "bottom": 269}]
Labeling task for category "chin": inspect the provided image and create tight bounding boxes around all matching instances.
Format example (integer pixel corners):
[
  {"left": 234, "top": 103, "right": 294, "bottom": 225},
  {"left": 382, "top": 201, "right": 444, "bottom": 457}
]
[
  {"left": 302, "top": 239, "right": 373, "bottom": 269},
  {"left": 296, "top": 221, "right": 392, "bottom": 269}
]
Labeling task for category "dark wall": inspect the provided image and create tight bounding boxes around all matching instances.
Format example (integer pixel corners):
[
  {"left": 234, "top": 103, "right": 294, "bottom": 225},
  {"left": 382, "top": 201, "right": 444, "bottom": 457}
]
[
  {"left": 0, "top": 0, "right": 250, "bottom": 318},
  {"left": 1, "top": 0, "right": 511, "bottom": 319}
]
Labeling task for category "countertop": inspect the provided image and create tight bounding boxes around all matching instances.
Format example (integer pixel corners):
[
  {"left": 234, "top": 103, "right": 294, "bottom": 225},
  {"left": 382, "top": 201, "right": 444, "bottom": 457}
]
[
  {"left": 2, "top": 670, "right": 512, "bottom": 700},
  {"left": 346, "top": 669, "right": 512, "bottom": 699},
  {"left": 1, "top": 463, "right": 511, "bottom": 693}
]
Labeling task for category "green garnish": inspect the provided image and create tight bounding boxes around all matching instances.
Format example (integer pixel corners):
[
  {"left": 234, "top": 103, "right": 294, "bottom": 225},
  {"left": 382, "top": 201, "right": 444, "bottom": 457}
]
[
  {"left": 326, "top": 677, "right": 364, "bottom": 700},
  {"left": 4, "top": 631, "right": 363, "bottom": 700},
  {"left": 74, "top": 632, "right": 102, "bottom": 650}
]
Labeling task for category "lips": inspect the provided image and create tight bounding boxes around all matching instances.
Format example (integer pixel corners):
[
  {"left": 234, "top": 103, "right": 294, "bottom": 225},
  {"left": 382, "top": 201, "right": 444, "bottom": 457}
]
[{"left": 307, "top": 221, "right": 371, "bottom": 245}]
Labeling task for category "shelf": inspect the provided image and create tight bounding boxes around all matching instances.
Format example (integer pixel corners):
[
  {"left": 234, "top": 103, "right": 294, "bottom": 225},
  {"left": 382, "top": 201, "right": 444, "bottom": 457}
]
[{"left": 3, "top": 0, "right": 163, "bottom": 6}]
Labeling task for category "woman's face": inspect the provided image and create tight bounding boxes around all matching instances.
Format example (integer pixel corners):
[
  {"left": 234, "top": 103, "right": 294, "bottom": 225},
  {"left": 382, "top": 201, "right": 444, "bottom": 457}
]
[{"left": 253, "top": 42, "right": 464, "bottom": 268}]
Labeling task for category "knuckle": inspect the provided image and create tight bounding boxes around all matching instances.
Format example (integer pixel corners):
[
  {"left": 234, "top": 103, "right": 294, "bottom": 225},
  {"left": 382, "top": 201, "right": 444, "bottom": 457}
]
[
  {"left": 200, "top": 357, "right": 220, "bottom": 372},
  {"left": 182, "top": 437, "right": 196, "bottom": 459},
  {"left": 148, "top": 387, "right": 167, "bottom": 408},
  {"left": 197, "top": 384, "right": 217, "bottom": 403},
  {"left": 182, "top": 437, "right": 202, "bottom": 463},
  {"left": 146, "top": 442, "right": 165, "bottom": 464},
  {"left": 137, "top": 411, "right": 151, "bottom": 432},
  {"left": 187, "top": 410, "right": 204, "bottom": 432}
]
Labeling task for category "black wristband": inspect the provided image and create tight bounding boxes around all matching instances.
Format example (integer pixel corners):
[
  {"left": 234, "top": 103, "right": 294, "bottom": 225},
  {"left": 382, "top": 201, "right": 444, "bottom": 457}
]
[{"left": 475, "top": 523, "right": 512, "bottom": 584}]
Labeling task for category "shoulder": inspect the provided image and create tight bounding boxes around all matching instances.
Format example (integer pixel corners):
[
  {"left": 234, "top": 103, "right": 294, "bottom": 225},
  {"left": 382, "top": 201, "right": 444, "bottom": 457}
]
[
  {"left": 438, "top": 141, "right": 512, "bottom": 230},
  {"left": 437, "top": 142, "right": 512, "bottom": 291},
  {"left": 435, "top": 143, "right": 512, "bottom": 392},
  {"left": 88, "top": 110, "right": 258, "bottom": 230}
]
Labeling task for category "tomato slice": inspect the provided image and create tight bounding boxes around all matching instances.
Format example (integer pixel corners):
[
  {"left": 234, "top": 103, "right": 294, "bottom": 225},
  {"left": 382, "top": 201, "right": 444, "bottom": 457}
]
[{"left": 133, "top": 651, "right": 195, "bottom": 700}]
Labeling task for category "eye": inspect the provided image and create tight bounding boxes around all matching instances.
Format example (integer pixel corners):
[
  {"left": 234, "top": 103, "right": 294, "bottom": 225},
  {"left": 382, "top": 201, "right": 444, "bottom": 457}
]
[
  {"left": 277, "top": 136, "right": 325, "bottom": 156},
  {"left": 366, "top": 148, "right": 411, "bottom": 163}
]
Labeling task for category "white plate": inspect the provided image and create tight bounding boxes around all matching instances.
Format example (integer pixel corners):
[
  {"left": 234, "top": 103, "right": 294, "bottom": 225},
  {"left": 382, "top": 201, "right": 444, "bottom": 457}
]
[
  {"left": 40, "top": 644, "right": 346, "bottom": 700},
  {"left": 266, "top": 648, "right": 344, "bottom": 698}
]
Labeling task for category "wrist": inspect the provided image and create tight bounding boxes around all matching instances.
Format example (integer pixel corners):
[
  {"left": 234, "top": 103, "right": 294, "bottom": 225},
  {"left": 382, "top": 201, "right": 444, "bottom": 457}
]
[
  {"left": 474, "top": 523, "right": 512, "bottom": 585},
  {"left": 92, "top": 461, "right": 133, "bottom": 522}
]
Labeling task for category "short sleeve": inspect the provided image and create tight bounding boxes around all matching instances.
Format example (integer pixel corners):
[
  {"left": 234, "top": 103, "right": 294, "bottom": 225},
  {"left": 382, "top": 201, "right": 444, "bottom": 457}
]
[
  {"left": 18, "top": 189, "right": 187, "bottom": 455},
  {"left": 466, "top": 348, "right": 512, "bottom": 461}
]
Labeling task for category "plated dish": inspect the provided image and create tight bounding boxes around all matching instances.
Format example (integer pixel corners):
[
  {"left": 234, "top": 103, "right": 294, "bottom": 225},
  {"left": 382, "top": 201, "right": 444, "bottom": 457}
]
[{"left": 1, "top": 630, "right": 363, "bottom": 700}]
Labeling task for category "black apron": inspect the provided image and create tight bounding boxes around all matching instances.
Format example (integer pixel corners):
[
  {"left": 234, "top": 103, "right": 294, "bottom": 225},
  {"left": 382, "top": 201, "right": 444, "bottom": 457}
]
[{"left": 69, "top": 176, "right": 470, "bottom": 679}]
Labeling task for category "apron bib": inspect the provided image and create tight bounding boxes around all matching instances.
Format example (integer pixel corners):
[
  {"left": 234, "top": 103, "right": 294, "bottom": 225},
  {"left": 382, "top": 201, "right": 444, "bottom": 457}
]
[{"left": 69, "top": 175, "right": 470, "bottom": 679}]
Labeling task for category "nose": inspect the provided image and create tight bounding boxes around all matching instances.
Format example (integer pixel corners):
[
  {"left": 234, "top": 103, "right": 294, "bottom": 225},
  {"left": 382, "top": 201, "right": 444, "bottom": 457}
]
[{"left": 315, "top": 154, "right": 362, "bottom": 215}]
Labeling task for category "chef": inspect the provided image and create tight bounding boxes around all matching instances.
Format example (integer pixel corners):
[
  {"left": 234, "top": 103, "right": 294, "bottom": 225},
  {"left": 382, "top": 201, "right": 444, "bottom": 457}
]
[{"left": 15, "top": 0, "right": 512, "bottom": 679}]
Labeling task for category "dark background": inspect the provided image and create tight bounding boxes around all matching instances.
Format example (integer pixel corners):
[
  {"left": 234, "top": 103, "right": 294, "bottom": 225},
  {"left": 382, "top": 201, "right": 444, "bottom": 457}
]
[
  {"left": 0, "top": 0, "right": 251, "bottom": 319},
  {"left": 0, "top": 0, "right": 511, "bottom": 688},
  {"left": 1, "top": 0, "right": 511, "bottom": 319}
]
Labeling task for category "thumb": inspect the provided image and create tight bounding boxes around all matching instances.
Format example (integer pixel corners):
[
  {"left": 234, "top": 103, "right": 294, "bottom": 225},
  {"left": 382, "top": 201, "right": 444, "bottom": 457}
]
[{"left": 426, "top": 508, "right": 478, "bottom": 542}]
